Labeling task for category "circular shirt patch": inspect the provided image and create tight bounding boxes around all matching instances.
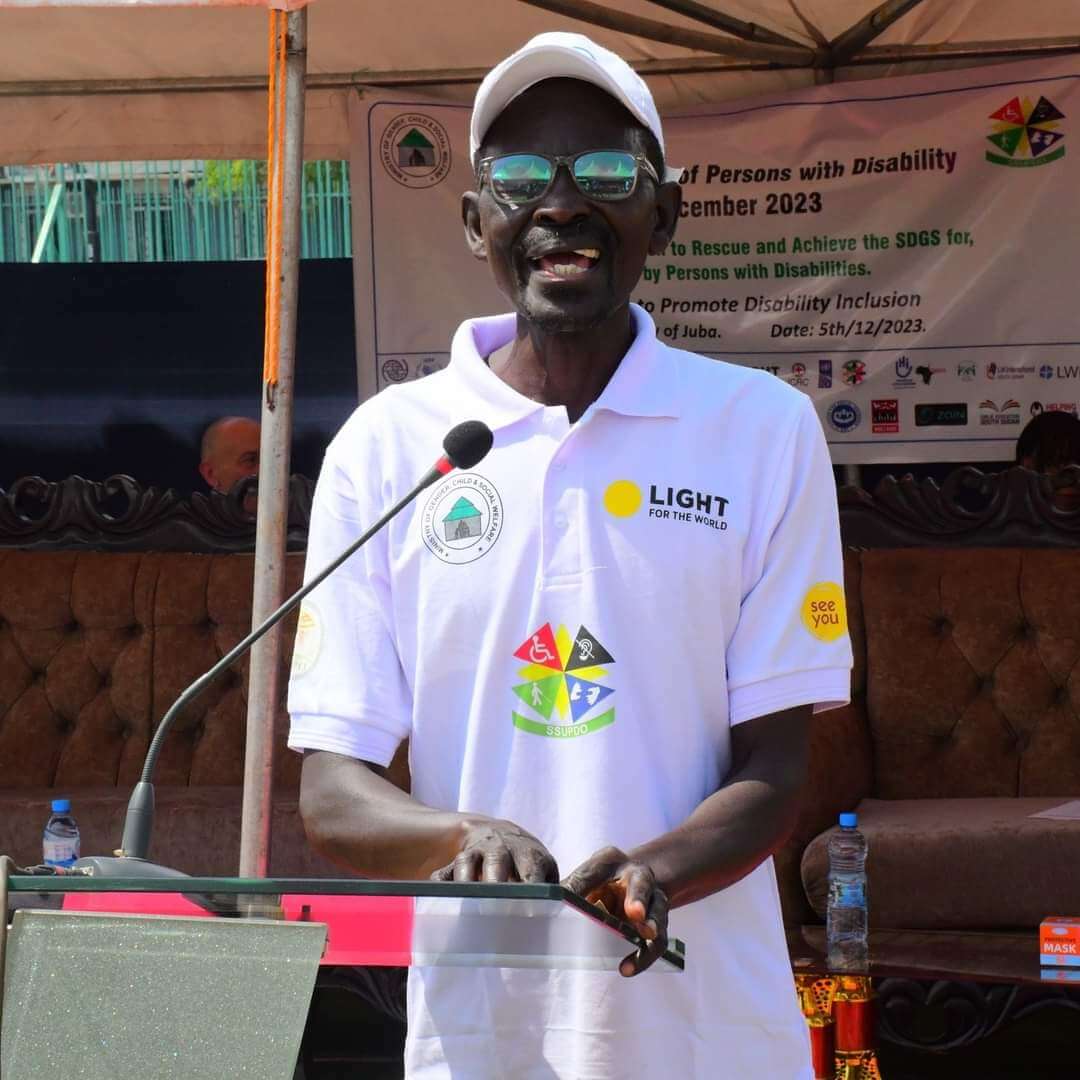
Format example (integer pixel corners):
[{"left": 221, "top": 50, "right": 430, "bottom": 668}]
[
  {"left": 801, "top": 582, "right": 848, "bottom": 643},
  {"left": 420, "top": 472, "right": 503, "bottom": 564},
  {"left": 291, "top": 604, "right": 322, "bottom": 677},
  {"left": 603, "top": 480, "right": 642, "bottom": 518}
]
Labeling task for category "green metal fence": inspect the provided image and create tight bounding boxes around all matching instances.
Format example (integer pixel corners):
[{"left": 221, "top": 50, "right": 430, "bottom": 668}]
[{"left": 0, "top": 160, "right": 351, "bottom": 263}]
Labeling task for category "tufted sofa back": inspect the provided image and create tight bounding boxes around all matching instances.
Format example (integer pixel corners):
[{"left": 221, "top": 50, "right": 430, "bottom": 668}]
[
  {"left": 0, "top": 550, "right": 302, "bottom": 792},
  {"left": 857, "top": 547, "right": 1080, "bottom": 799},
  {"left": 4, "top": 545, "right": 1078, "bottom": 804}
]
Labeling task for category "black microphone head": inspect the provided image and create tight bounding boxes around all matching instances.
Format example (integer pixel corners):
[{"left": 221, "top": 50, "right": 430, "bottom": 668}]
[{"left": 444, "top": 421, "right": 494, "bottom": 470}]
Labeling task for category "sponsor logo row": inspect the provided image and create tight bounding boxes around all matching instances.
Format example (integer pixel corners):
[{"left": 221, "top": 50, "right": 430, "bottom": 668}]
[
  {"left": 827, "top": 398, "right": 1078, "bottom": 435},
  {"left": 757, "top": 357, "right": 1080, "bottom": 389}
]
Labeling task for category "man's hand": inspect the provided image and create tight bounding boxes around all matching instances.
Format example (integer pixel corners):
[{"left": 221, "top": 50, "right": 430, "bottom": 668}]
[
  {"left": 563, "top": 846, "right": 669, "bottom": 977},
  {"left": 430, "top": 819, "right": 559, "bottom": 883}
]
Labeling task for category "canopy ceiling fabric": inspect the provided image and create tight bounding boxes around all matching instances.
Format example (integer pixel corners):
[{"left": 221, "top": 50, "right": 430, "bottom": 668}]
[{"left": 0, "top": 0, "right": 1077, "bottom": 161}]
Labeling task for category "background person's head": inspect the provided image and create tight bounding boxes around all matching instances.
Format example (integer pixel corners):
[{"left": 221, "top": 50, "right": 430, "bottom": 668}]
[
  {"left": 1015, "top": 410, "right": 1080, "bottom": 473},
  {"left": 199, "top": 416, "right": 260, "bottom": 494},
  {"left": 463, "top": 33, "right": 681, "bottom": 334},
  {"left": 1016, "top": 409, "right": 1080, "bottom": 511}
]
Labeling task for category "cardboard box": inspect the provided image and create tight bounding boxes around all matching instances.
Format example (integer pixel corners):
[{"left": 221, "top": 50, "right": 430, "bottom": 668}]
[{"left": 1040, "top": 916, "right": 1080, "bottom": 968}]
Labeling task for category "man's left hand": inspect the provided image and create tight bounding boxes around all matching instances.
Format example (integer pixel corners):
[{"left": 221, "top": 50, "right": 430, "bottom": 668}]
[{"left": 562, "top": 846, "right": 669, "bottom": 977}]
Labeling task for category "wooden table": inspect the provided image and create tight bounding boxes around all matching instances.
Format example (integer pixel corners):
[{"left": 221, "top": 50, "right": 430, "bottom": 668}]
[{"left": 788, "top": 927, "right": 1080, "bottom": 1077}]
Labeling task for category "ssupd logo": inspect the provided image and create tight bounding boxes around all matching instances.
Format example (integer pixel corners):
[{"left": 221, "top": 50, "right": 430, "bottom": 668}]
[
  {"left": 986, "top": 95, "right": 1065, "bottom": 168},
  {"left": 818, "top": 359, "right": 833, "bottom": 389},
  {"left": 828, "top": 400, "right": 862, "bottom": 433},
  {"left": 871, "top": 399, "right": 899, "bottom": 434},
  {"left": 915, "top": 403, "right": 968, "bottom": 427}
]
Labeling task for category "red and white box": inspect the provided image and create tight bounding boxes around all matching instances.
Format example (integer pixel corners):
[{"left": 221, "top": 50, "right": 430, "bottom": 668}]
[{"left": 1040, "top": 916, "right": 1080, "bottom": 967}]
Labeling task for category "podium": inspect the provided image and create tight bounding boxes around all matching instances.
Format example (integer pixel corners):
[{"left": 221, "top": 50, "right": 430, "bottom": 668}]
[{"left": 3, "top": 877, "right": 684, "bottom": 1078}]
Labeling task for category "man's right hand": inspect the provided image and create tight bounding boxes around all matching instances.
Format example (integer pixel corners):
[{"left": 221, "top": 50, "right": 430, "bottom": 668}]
[{"left": 430, "top": 819, "right": 559, "bottom": 883}]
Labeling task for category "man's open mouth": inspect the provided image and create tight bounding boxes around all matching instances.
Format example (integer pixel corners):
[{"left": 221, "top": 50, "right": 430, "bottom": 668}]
[{"left": 529, "top": 247, "right": 601, "bottom": 279}]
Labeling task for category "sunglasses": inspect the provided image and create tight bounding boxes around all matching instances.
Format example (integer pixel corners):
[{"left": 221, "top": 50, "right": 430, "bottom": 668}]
[{"left": 477, "top": 150, "right": 660, "bottom": 206}]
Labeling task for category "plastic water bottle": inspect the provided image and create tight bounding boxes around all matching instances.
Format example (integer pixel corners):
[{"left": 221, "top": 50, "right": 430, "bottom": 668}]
[
  {"left": 826, "top": 811, "right": 868, "bottom": 972},
  {"left": 43, "top": 798, "right": 81, "bottom": 868}
]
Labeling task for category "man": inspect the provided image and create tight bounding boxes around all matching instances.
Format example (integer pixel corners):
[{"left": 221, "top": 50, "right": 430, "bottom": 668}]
[
  {"left": 289, "top": 32, "right": 852, "bottom": 1078},
  {"left": 198, "top": 415, "right": 260, "bottom": 506},
  {"left": 1016, "top": 409, "right": 1080, "bottom": 511}
]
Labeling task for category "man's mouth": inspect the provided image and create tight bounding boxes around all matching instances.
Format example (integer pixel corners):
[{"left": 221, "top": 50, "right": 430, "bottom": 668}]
[{"left": 529, "top": 247, "right": 601, "bottom": 280}]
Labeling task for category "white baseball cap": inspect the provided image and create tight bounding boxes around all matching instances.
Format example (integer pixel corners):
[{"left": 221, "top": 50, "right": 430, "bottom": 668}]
[{"left": 470, "top": 32, "right": 682, "bottom": 183}]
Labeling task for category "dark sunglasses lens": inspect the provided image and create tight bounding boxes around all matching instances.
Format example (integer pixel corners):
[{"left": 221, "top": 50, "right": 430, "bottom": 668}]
[
  {"left": 573, "top": 151, "right": 638, "bottom": 199},
  {"left": 489, "top": 154, "right": 553, "bottom": 202}
]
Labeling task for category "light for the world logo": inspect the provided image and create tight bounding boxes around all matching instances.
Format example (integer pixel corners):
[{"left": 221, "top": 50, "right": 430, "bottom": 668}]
[{"left": 986, "top": 95, "right": 1065, "bottom": 168}]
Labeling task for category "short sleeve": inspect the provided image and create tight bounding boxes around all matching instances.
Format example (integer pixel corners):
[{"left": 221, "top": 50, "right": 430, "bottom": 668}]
[
  {"left": 286, "top": 424, "right": 412, "bottom": 766},
  {"left": 725, "top": 397, "right": 853, "bottom": 726}
]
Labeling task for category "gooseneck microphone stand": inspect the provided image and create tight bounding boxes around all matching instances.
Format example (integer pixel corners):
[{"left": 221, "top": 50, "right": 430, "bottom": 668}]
[{"left": 70, "top": 420, "right": 495, "bottom": 877}]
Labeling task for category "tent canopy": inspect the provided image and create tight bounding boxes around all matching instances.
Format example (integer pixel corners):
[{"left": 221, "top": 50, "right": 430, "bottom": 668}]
[{"left": 1, "top": 0, "right": 1077, "bottom": 162}]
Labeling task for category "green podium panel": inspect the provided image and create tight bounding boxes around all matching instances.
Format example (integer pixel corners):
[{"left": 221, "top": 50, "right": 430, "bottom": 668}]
[{"left": 1, "top": 909, "right": 325, "bottom": 1080}]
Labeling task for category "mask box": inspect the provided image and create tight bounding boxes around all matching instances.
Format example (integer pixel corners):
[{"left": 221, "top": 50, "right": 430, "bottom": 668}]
[{"left": 1040, "top": 916, "right": 1080, "bottom": 967}]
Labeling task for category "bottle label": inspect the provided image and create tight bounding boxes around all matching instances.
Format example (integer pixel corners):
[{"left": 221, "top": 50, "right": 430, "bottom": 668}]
[
  {"left": 829, "top": 879, "right": 866, "bottom": 907},
  {"left": 43, "top": 838, "right": 79, "bottom": 867}
]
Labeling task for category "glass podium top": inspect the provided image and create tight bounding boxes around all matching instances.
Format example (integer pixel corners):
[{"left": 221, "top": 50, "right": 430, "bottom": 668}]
[{"left": 7, "top": 877, "right": 686, "bottom": 973}]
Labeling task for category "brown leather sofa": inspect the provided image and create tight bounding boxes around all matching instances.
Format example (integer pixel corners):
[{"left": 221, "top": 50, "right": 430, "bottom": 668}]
[
  {"left": 2, "top": 471, "right": 1079, "bottom": 932},
  {"left": 778, "top": 546, "right": 1080, "bottom": 930},
  {"left": 0, "top": 549, "right": 340, "bottom": 876}
]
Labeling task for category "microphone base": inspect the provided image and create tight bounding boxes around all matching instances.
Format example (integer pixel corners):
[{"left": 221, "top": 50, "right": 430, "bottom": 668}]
[{"left": 71, "top": 856, "right": 190, "bottom": 880}]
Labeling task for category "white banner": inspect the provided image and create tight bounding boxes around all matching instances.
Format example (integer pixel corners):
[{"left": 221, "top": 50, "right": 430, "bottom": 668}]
[{"left": 349, "top": 57, "right": 1080, "bottom": 464}]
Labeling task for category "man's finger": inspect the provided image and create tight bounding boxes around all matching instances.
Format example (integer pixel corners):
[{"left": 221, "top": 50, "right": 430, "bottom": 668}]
[
  {"left": 643, "top": 886, "right": 670, "bottom": 943},
  {"left": 451, "top": 850, "right": 482, "bottom": 881},
  {"left": 619, "top": 934, "right": 667, "bottom": 977},
  {"left": 562, "top": 846, "right": 625, "bottom": 897},
  {"left": 561, "top": 865, "right": 602, "bottom": 897},
  {"left": 430, "top": 862, "right": 454, "bottom": 882},
  {"left": 480, "top": 847, "right": 513, "bottom": 883},
  {"left": 621, "top": 865, "right": 655, "bottom": 930},
  {"left": 515, "top": 846, "right": 559, "bottom": 884}
]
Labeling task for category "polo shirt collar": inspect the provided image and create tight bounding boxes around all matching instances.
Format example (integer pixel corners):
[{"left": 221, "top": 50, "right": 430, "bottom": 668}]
[{"left": 448, "top": 304, "right": 681, "bottom": 430}]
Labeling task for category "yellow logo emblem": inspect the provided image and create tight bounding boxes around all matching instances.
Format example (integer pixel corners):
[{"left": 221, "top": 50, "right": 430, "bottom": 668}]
[
  {"left": 291, "top": 604, "right": 323, "bottom": 677},
  {"left": 603, "top": 480, "right": 642, "bottom": 518},
  {"left": 801, "top": 582, "right": 847, "bottom": 643}
]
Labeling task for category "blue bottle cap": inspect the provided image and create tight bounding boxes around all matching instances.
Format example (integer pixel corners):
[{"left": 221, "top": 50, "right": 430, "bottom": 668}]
[
  {"left": 839, "top": 812, "right": 857, "bottom": 828},
  {"left": 51, "top": 798, "right": 71, "bottom": 813}
]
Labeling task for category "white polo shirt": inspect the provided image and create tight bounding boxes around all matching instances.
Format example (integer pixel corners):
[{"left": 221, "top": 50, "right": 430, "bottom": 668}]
[{"left": 289, "top": 304, "right": 852, "bottom": 1080}]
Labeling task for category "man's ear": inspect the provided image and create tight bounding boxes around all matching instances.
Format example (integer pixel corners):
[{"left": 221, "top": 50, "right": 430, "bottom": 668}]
[
  {"left": 462, "top": 191, "right": 488, "bottom": 262},
  {"left": 648, "top": 182, "right": 682, "bottom": 256},
  {"left": 198, "top": 461, "right": 216, "bottom": 489}
]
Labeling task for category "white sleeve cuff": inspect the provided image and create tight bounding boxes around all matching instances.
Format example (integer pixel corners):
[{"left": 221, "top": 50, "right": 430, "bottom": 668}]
[
  {"left": 287, "top": 712, "right": 404, "bottom": 767},
  {"left": 728, "top": 668, "right": 852, "bottom": 727}
]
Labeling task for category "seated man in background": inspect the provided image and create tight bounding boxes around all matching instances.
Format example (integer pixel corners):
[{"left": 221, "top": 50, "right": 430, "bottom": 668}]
[
  {"left": 198, "top": 416, "right": 260, "bottom": 511},
  {"left": 1016, "top": 410, "right": 1080, "bottom": 511}
]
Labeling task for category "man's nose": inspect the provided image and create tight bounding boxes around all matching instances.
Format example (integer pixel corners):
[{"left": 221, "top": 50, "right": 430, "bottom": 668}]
[{"left": 530, "top": 163, "right": 590, "bottom": 228}]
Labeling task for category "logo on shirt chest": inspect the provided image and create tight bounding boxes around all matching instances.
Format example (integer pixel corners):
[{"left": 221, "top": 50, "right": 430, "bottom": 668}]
[
  {"left": 603, "top": 480, "right": 731, "bottom": 532},
  {"left": 511, "top": 623, "right": 616, "bottom": 739},
  {"left": 419, "top": 473, "right": 503, "bottom": 564}
]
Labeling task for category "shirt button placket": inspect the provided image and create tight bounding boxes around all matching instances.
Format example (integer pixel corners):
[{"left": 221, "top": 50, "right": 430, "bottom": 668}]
[{"left": 541, "top": 414, "right": 581, "bottom": 580}]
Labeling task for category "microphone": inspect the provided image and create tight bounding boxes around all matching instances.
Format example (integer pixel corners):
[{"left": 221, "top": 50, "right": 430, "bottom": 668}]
[{"left": 73, "top": 420, "right": 494, "bottom": 876}]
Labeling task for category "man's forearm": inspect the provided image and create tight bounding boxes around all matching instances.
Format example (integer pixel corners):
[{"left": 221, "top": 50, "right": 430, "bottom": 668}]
[
  {"left": 629, "top": 706, "right": 810, "bottom": 908},
  {"left": 300, "top": 749, "right": 475, "bottom": 879}
]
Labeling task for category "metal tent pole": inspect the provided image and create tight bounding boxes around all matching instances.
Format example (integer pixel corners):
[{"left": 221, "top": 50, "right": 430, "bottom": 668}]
[{"left": 239, "top": 5, "right": 307, "bottom": 879}]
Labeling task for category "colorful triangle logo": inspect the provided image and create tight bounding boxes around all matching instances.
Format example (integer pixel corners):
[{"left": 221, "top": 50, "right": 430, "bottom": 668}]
[
  {"left": 513, "top": 623, "right": 562, "bottom": 671},
  {"left": 513, "top": 675, "right": 562, "bottom": 720},
  {"left": 565, "top": 625, "right": 616, "bottom": 671},
  {"left": 565, "top": 677, "right": 615, "bottom": 722},
  {"left": 990, "top": 97, "right": 1024, "bottom": 126}
]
